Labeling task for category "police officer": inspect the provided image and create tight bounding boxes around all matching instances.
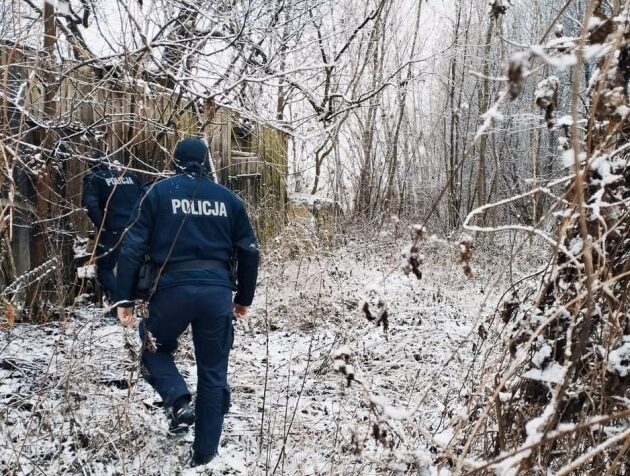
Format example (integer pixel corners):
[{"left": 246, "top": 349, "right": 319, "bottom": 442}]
[
  {"left": 114, "top": 139, "right": 259, "bottom": 467},
  {"left": 82, "top": 150, "right": 142, "bottom": 303}
]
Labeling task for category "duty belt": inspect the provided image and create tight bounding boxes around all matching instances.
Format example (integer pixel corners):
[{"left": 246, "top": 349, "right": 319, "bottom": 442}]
[{"left": 162, "top": 259, "right": 229, "bottom": 274}]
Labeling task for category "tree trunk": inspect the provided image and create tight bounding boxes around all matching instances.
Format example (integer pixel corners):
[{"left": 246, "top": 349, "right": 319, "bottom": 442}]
[
  {"left": 446, "top": 2, "right": 463, "bottom": 229},
  {"left": 354, "top": 16, "right": 385, "bottom": 218},
  {"left": 476, "top": 17, "right": 495, "bottom": 226}
]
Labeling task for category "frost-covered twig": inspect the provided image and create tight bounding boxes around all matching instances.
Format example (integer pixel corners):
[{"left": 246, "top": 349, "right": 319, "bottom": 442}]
[
  {"left": 1, "top": 257, "right": 59, "bottom": 298},
  {"left": 466, "top": 409, "right": 630, "bottom": 474},
  {"left": 556, "top": 425, "right": 630, "bottom": 476}
]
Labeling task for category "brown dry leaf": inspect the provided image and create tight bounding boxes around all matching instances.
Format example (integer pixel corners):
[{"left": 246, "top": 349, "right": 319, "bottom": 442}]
[{"left": 3, "top": 298, "right": 16, "bottom": 329}]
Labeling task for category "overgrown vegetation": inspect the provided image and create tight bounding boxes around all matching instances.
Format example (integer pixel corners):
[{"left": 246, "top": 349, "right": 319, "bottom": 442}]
[{"left": 1, "top": 0, "right": 628, "bottom": 474}]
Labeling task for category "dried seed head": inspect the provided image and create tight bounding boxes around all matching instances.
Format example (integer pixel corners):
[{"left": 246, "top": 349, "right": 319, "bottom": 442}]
[
  {"left": 535, "top": 76, "right": 559, "bottom": 128},
  {"left": 555, "top": 23, "right": 564, "bottom": 38},
  {"left": 507, "top": 52, "right": 530, "bottom": 99},
  {"left": 410, "top": 224, "right": 427, "bottom": 240},
  {"left": 401, "top": 245, "right": 423, "bottom": 280},
  {"left": 459, "top": 235, "right": 474, "bottom": 278},
  {"left": 332, "top": 345, "right": 353, "bottom": 362},
  {"left": 588, "top": 12, "right": 614, "bottom": 45},
  {"left": 360, "top": 290, "right": 391, "bottom": 334},
  {"left": 489, "top": 0, "right": 510, "bottom": 18},
  {"left": 501, "top": 294, "right": 520, "bottom": 323},
  {"left": 333, "top": 346, "right": 355, "bottom": 386},
  {"left": 362, "top": 301, "right": 374, "bottom": 321}
]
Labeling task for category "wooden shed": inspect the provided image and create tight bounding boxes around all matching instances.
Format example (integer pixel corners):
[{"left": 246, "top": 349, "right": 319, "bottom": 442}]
[
  {"left": 0, "top": 40, "right": 288, "bottom": 296},
  {"left": 207, "top": 106, "right": 288, "bottom": 242}
]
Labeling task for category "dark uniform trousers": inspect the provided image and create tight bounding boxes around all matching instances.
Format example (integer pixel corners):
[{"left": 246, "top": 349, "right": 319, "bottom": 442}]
[
  {"left": 95, "top": 229, "right": 122, "bottom": 300},
  {"left": 140, "top": 284, "right": 233, "bottom": 455}
]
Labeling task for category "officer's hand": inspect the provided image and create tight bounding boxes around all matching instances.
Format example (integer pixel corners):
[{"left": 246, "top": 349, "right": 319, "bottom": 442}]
[
  {"left": 117, "top": 306, "right": 135, "bottom": 327},
  {"left": 233, "top": 304, "right": 249, "bottom": 319}
]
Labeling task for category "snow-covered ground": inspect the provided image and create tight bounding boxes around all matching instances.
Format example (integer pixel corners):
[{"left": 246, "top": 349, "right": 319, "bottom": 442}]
[{"left": 0, "top": 230, "right": 542, "bottom": 475}]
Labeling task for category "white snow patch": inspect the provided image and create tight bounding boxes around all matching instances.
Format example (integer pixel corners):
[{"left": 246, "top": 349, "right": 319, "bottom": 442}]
[
  {"left": 534, "top": 76, "right": 559, "bottom": 107},
  {"left": 523, "top": 362, "right": 566, "bottom": 384},
  {"left": 434, "top": 428, "right": 454, "bottom": 448},
  {"left": 608, "top": 337, "right": 630, "bottom": 377},
  {"left": 557, "top": 136, "right": 570, "bottom": 150},
  {"left": 76, "top": 264, "right": 95, "bottom": 279},
  {"left": 587, "top": 16, "right": 604, "bottom": 29},
  {"left": 546, "top": 36, "right": 577, "bottom": 51},
  {"left": 556, "top": 115, "right": 573, "bottom": 127},
  {"left": 433, "top": 428, "right": 455, "bottom": 448},
  {"left": 568, "top": 237, "right": 583, "bottom": 256},
  {"left": 583, "top": 44, "right": 611, "bottom": 60},
  {"left": 590, "top": 155, "right": 623, "bottom": 186},
  {"left": 615, "top": 105, "right": 630, "bottom": 119},
  {"left": 561, "top": 149, "right": 586, "bottom": 169},
  {"left": 332, "top": 345, "right": 352, "bottom": 359},
  {"left": 531, "top": 47, "right": 577, "bottom": 70},
  {"left": 181, "top": 447, "right": 248, "bottom": 475},
  {"left": 383, "top": 404, "right": 411, "bottom": 421},
  {"left": 532, "top": 343, "right": 552, "bottom": 368}
]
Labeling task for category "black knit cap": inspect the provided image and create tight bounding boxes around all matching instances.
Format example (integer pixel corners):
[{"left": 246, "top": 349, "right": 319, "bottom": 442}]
[
  {"left": 89, "top": 149, "right": 108, "bottom": 171},
  {"left": 173, "top": 138, "right": 209, "bottom": 170}
]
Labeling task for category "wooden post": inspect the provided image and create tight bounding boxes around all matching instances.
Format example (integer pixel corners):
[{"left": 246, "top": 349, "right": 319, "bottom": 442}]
[{"left": 26, "top": 2, "right": 57, "bottom": 316}]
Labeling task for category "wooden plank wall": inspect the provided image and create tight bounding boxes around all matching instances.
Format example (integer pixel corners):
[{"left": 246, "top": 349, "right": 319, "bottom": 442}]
[{"left": 207, "top": 107, "right": 288, "bottom": 243}]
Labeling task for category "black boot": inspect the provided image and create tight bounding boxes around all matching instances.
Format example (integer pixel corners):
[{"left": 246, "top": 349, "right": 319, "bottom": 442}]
[
  {"left": 191, "top": 451, "right": 215, "bottom": 467},
  {"left": 169, "top": 396, "right": 195, "bottom": 433}
]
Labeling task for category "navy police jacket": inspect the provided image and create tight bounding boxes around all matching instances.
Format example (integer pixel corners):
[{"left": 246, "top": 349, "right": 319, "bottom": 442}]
[
  {"left": 115, "top": 169, "right": 260, "bottom": 307},
  {"left": 82, "top": 163, "right": 143, "bottom": 231}
]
